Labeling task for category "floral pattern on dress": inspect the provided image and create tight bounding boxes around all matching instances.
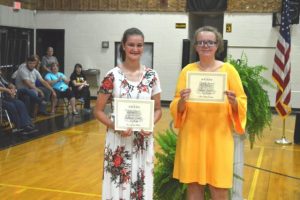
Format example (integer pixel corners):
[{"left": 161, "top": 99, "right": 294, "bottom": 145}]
[
  {"left": 132, "top": 131, "right": 149, "bottom": 154},
  {"left": 104, "top": 145, "right": 131, "bottom": 186},
  {"left": 120, "top": 79, "right": 134, "bottom": 98},
  {"left": 130, "top": 169, "right": 145, "bottom": 200},
  {"left": 99, "top": 72, "right": 114, "bottom": 94},
  {"left": 137, "top": 69, "right": 158, "bottom": 95},
  {"left": 99, "top": 66, "right": 161, "bottom": 200}
]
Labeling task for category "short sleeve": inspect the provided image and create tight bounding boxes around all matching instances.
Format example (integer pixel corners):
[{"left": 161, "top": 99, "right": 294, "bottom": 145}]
[
  {"left": 151, "top": 70, "right": 162, "bottom": 96},
  {"left": 34, "top": 69, "right": 42, "bottom": 80},
  {"left": 98, "top": 72, "right": 114, "bottom": 94},
  {"left": 60, "top": 72, "right": 66, "bottom": 79},
  {"left": 18, "top": 67, "right": 30, "bottom": 80},
  {"left": 44, "top": 73, "right": 51, "bottom": 81}
]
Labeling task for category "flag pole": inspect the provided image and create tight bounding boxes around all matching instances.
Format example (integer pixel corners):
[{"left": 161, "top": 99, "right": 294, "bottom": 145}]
[{"left": 275, "top": 118, "right": 292, "bottom": 144}]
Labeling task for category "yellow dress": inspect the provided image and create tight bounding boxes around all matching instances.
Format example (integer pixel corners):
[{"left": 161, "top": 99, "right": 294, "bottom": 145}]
[{"left": 170, "top": 62, "right": 247, "bottom": 188}]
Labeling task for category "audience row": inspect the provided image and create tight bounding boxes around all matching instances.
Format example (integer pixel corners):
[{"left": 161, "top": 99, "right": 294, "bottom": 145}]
[{"left": 1, "top": 51, "right": 92, "bottom": 134}]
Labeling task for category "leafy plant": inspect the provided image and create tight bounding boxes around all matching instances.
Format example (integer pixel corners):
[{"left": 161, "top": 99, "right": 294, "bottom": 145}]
[
  {"left": 154, "top": 128, "right": 187, "bottom": 200},
  {"left": 228, "top": 54, "right": 273, "bottom": 148},
  {"left": 154, "top": 128, "right": 211, "bottom": 200},
  {"left": 154, "top": 54, "right": 273, "bottom": 199}
]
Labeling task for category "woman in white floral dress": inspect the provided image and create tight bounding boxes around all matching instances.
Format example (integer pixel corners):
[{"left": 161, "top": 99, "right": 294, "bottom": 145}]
[{"left": 94, "top": 28, "right": 162, "bottom": 200}]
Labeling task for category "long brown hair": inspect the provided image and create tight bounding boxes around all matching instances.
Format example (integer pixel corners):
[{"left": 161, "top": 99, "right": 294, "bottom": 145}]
[{"left": 119, "top": 28, "right": 144, "bottom": 62}]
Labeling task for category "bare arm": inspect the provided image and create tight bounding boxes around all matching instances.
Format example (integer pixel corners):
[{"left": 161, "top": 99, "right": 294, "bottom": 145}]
[
  {"left": 177, "top": 88, "right": 191, "bottom": 113},
  {"left": 62, "top": 76, "right": 70, "bottom": 85},
  {"left": 140, "top": 93, "right": 162, "bottom": 137},
  {"left": 0, "top": 86, "right": 11, "bottom": 94},
  {"left": 225, "top": 90, "right": 238, "bottom": 113},
  {"left": 22, "top": 79, "right": 37, "bottom": 90},
  {"left": 94, "top": 93, "right": 114, "bottom": 129},
  {"left": 72, "top": 80, "right": 88, "bottom": 87},
  {"left": 0, "top": 86, "right": 16, "bottom": 98},
  {"left": 39, "top": 78, "right": 57, "bottom": 97},
  {"left": 152, "top": 93, "right": 162, "bottom": 124}
]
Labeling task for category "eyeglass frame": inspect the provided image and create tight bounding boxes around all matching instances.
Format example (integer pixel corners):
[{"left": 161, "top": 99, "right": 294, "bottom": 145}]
[{"left": 194, "top": 40, "right": 217, "bottom": 47}]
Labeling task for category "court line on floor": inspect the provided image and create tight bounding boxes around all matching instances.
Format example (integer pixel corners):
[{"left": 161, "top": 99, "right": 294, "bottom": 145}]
[
  {"left": 247, "top": 147, "right": 264, "bottom": 200},
  {"left": 0, "top": 183, "right": 101, "bottom": 197},
  {"left": 244, "top": 144, "right": 300, "bottom": 152},
  {"left": 244, "top": 163, "right": 300, "bottom": 181}
]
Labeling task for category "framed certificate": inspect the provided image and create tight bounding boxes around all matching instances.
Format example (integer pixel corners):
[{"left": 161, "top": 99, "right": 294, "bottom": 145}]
[
  {"left": 114, "top": 98, "right": 154, "bottom": 131},
  {"left": 186, "top": 71, "right": 227, "bottom": 103}
]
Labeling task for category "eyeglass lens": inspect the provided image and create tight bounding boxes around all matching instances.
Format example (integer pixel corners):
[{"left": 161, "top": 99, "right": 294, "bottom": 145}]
[{"left": 196, "top": 40, "right": 216, "bottom": 47}]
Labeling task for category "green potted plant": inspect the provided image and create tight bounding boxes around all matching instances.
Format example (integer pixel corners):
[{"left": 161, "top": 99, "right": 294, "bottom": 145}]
[{"left": 154, "top": 54, "right": 273, "bottom": 200}]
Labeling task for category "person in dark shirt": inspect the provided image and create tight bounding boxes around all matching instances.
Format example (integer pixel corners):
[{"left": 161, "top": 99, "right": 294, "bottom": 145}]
[{"left": 69, "top": 63, "right": 91, "bottom": 111}]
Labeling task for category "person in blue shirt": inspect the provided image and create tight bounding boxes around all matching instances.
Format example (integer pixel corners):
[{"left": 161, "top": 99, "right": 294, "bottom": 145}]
[{"left": 45, "top": 63, "right": 78, "bottom": 115}]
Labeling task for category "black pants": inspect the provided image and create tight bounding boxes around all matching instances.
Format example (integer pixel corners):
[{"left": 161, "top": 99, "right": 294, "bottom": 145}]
[{"left": 73, "top": 86, "right": 91, "bottom": 109}]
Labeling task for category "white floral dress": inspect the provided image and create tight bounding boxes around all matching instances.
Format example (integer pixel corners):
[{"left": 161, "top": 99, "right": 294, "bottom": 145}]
[{"left": 99, "top": 66, "right": 161, "bottom": 200}]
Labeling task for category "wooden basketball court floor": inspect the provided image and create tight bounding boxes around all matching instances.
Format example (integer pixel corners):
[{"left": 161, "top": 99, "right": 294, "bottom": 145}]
[{"left": 0, "top": 107, "right": 299, "bottom": 200}]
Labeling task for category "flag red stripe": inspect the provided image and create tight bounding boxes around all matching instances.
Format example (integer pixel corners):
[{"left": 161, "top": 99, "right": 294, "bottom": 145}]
[{"left": 272, "top": 0, "right": 291, "bottom": 118}]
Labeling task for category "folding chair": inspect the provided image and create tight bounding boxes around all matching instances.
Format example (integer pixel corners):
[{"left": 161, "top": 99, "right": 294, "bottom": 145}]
[
  {"left": 56, "top": 96, "right": 71, "bottom": 114},
  {"left": 0, "top": 92, "right": 13, "bottom": 129},
  {"left": 76, "top": 98, "right": 84, "bottom": 110}
]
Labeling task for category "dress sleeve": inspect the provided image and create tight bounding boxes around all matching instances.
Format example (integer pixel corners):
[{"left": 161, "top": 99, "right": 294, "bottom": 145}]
[
  {"left": 169, "top": 68, "right": 188, "bottom": 128},
  {"left": 227, "top": 64, "right": 247, "bottom": 134},
  {"left": 98, "top": 71, "right": 114, "bottom": 94},
  {"left": 151, "top": 70, "right": 162, "bottom": 96}
]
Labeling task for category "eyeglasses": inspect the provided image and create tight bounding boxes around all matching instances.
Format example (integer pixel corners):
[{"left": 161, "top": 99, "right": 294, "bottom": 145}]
[{"left": 195, "top": 40, "right": 217, "bottom": 47}]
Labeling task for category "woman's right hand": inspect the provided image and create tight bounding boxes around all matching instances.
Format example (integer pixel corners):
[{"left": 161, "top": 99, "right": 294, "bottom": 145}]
[
  {"left": 179, "top": 88, "right": 191, "bottom": 101},
  {"left": 120, "top": 128, "right": 132, "bottom": 137},
  {"left": 178, "top": 88, "right": 191, "bottom": 113}
]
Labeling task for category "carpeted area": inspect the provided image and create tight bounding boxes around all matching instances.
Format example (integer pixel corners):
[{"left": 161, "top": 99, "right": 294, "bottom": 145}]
[{"left": 0, "top": 110, "right": 94, "bottom": 150}]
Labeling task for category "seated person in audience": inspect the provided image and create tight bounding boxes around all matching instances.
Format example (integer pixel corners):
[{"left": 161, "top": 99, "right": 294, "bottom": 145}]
[
  {"left": 41, "top": 47, "right": 59, "bottom": 77},
  {"left": 13, "top": 55, "right": 52, "bottom": 104},
  {"left": 34, "top": 57, "right": 52, "bottom": 103},
  {"left": 0, "top": 69, "right": 36, "bottom": 133},
  {"left": 15, "top": 55, "right": 57, "bottom": 117},
  {"left": 45, "top": 63, "right": 78, "bottom": 115},
  {"left": 69, "top": 63, "right": 91, "bottom": 111}
]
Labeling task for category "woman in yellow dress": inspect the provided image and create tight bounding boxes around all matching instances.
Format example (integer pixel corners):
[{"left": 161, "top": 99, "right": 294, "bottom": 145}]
[{"left": 170, "top": 26, "right": 247, "bottom": 200}]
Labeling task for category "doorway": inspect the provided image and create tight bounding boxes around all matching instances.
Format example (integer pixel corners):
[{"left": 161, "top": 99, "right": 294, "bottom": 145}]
[
  {"left": 36, "top": 29, "right": 65, "bottom": 72},
  {"left": 0, "top": 26, "right": 34, "bottom": 81},
  {"left": 188, "top": 13, "right": 225, "bottom": 62}
]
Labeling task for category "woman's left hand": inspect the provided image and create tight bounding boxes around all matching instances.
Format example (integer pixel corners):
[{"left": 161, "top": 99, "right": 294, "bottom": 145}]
[
  {"left": 140, "top": 129, "right": 152, "bottom": 137},
  {"left": 225, "top": 90, "right": 237, "bottom": 106}
]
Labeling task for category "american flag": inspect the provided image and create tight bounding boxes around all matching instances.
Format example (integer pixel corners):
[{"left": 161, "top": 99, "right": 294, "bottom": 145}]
[{"left": 272, "top": 0, "right": 292, "bottom": 118}]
